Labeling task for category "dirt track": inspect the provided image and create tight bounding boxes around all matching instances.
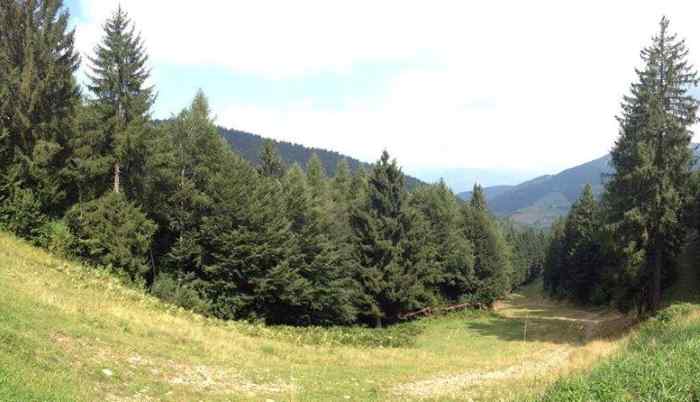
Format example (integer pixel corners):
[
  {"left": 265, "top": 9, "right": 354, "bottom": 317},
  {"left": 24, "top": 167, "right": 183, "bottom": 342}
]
[{"left": 392, "top": 288, "right": 635, "bottom": 399}]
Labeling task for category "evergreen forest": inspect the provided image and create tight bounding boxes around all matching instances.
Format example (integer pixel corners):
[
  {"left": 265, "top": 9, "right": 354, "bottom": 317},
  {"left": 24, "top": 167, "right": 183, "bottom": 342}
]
[
  {"left": 1, "top": 1, "right": 698, "bottom": 328},
  {"left": 0, "top": 1, "right": 544, "bottom": 328}
]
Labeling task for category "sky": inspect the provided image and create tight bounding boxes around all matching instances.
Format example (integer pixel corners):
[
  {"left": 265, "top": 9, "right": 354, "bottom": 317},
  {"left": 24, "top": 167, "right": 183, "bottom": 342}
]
[{"left": 64, "top": 1, "right": 700, "bottom": 190}]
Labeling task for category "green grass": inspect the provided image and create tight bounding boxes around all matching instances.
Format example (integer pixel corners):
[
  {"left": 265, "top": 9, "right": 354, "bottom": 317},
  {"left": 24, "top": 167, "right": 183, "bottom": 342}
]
[
  {"left": 230, "top": 318, "right": 424, "bottom": 348},
  {"left": 531, "top": 304, "right": 700, "bottom": 402},
  {"left": 0, "top": 231, "right": 673, "bottom": 401},
  {"left": 530, "top": 237, "right": 700, "bottom": 402},
  {"left": 0, "top": 272, "right": 78, "bottom": 402}
]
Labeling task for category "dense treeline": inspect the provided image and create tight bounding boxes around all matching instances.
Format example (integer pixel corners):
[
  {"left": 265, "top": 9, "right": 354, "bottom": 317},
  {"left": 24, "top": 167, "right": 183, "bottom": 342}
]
[
  {"left": 544, "top": 17, "right": 700, "bottom": 316},
  {"left": 0, "top": 1, "right": 546, "bottom": 327}
]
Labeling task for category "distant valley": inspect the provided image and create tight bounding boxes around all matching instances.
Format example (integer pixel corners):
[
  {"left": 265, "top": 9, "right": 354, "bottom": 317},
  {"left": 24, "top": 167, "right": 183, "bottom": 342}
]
[{"left": 459, "top": 148, "right": 699, "bottom": 227}]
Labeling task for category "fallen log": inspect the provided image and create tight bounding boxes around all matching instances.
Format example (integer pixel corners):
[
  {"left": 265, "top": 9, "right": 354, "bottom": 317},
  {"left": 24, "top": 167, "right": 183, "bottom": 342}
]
[{"left": 398, "top": 302, "right": 476, "bottom": 320}]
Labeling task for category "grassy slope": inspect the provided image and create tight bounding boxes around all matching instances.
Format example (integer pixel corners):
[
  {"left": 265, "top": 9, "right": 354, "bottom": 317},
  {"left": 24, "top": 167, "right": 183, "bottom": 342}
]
[
  {"left": 531, "top": 238, "right": 700, "bottom": 402},
  {"left": 0, "top": 231, "right": 666, "bottom": 401},
  {"left": 532, "top": 305, "right": 700, "bottom": 402}
]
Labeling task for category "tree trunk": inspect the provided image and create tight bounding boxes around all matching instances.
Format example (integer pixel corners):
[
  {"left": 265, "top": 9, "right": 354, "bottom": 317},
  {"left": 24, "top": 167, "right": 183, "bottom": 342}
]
[
  {"left": 113, "top": 161, "right": 121, "bottom": 193},
  {"left": 375, "top": 315, "right": 382, "bottom": 329},
  {"left": 651, "top": 240, "right": 662, "bottom": 315},
  {"left": 149, "top": 247, "right": 157, "bottom": 289}
]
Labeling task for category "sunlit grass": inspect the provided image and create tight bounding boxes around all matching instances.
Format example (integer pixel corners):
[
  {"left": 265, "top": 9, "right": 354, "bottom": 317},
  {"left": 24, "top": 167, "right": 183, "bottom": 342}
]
[{"left": 0, "top": 231, "right": 639, "bottom": 401}]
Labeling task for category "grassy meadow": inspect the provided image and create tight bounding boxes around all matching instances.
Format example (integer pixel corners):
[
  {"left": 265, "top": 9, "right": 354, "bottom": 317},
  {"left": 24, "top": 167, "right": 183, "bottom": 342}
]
[{"left": 1, "top": 231, "right": 698, "bottom": 401}]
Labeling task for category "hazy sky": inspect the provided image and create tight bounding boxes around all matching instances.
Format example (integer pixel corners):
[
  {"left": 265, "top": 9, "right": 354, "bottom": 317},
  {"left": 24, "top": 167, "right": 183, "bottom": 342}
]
[{"left": 65, "top": 1, "right": 700, "bottom": 180}]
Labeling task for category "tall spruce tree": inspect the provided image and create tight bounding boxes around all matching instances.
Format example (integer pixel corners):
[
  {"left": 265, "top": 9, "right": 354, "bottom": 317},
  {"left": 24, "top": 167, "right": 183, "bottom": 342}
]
[
  {"left": 196, "top": 152, "right": 293, "bottom": 321},
  {"left": 470, "top": 184, "right": 488, "bottom": 211},
  {"left": 604, "top": 17, "right": 698, "bottom": 315},
  {"left": 68, "top": 102, "right": 116, "bottom": 206},
  {"left": 350, "top": 151, "right": 434, "bottom": 327},
  {"left": 410, "top": 181, "right": 475, "bottom": 302},
  {"left": 561, "top": 185, "right": 602, "bottom": 303},
  {"left": 0, "top": 0, "right": 80, "bottom": 234},
  {"left": 462, "top": 184, "right": 513, "bottom": 305},
  {"left": 502, "top": 221, "right": 546, "bottom": 288},
  {"left": 543, "top": 218, "right": 567, "bottom": 296},
  {"left": 332, "top": 159, "right": 352, "bottom": 200},
  {"left": 258, "top": 139, "right": 285, "bottom": 179},
  {"left": 306, "top": 153, "right": 328, "bottom": 201},
  {"left": 87, "top": 6, "right": 154, "bottom": 197},
  {"left": 326, "top": 158, "right": 356, "bottom": 266},
  {"left": 158, "top": 91, "right": 228, "bottom": 279},
  {"left": 349, "top": 166, "right": 369, "bottom": 203},
  {"left": 280, "top": 164, "right": 358, "bottom": 324}
]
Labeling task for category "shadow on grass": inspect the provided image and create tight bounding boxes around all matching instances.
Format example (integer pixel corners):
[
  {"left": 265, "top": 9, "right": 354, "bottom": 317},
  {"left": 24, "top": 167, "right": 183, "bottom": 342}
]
[
  {"left": 464, "top": 315, "right": 584, "bottom": 345},
  {"left": 464, "top": 310, "right": 637, "bottom": 346}
]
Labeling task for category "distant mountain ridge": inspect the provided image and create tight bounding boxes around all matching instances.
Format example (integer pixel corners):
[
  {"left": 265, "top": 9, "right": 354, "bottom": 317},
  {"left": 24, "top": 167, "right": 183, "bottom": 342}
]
[
  {"left": 459, "top": 148, "right": 698, "bottom": 227},
  {"left": 407, "top": 168, "right": 538, "bottom": 194},
  {"left": 218, "top": 126, "right": 424, "bottom": 189}
]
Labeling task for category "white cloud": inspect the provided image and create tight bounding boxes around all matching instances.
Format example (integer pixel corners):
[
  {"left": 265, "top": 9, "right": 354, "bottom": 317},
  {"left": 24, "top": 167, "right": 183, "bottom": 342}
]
[{"left": 75, "top": 0, "right": 700, "bottom": 173}]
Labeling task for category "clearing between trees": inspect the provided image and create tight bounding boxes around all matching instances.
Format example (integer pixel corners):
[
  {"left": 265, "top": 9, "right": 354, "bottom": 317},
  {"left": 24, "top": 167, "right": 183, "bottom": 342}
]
[{"left": 0, "top": 231, "right": 652, "bottom": 402}]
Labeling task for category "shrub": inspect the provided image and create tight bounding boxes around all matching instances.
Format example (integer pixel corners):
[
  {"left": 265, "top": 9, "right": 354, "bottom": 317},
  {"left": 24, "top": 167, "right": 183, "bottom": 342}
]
[
  {"left": 65, "top": 192, "right": 156, "bottom": 282},
  {"left": 36, "top": 220, "right": 74, "bottom": 257},
  {"left": 151, "top": 274, "right": 210, "bottom": 315},
  {"left": 0, "top": 187, "right": 47, "bottom": 241}
]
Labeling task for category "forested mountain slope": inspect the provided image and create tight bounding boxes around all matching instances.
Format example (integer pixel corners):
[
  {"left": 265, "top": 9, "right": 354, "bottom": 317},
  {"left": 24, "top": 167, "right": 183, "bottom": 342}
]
[{"left": 219, "top": 126, "right": 424, "bottom": 189}]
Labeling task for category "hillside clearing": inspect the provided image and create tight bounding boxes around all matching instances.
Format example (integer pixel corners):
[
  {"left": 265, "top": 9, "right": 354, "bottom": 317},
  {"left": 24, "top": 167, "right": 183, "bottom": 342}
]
[{"left": 0, "top": 232, "right": 633, "bottom": 401}]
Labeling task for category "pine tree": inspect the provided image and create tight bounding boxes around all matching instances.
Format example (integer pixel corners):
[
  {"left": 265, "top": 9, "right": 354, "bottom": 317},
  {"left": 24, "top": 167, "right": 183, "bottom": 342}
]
[
  {"left": 543, "top": 218, "right": 567, "bottom": 296},
  {"left": 326, "top": 158, "right": 356, "bottom": 267},
  {"left": 258, "top": 139, "right": 285, "bottom": 179},
  {"left": 281, "top": 164, "right": 358, "bottom": 325},
  {"left": 350, "top": 151, "right": 434, "bottom": 327},
  {"left": 194, "top": 152, "right": 292, "bottom": 321},
  {"left": 0, "top": 0, "right": 80, "bottom": 232},
  {"left": 67, "top": 102, "right": 116, "bottom": 205},
  {"left": 65, "top": 192, "right": 156, "bottom": 283},
  {"left": 604, "top": 17, "right": 698, "bottom": 315},
  {"left": 462, "top": 184, "right": 513, "bottom": 306},
  {"left": 87, "top": 6, "right": 154, "bottom": 197},
  {"left": 502, "top": 221, "right": 546, "bottom": 288},
  {"left": 561, "top": 185, "right": 602, "bottom": 303},
  {"left": 410, "top": 181, "right": 475, "bottom": 302},
  {"left": 158, "top": 91, "right": 228, "bottom": 279},
  {"left": 306, "top": 153, "right": 328, "bottom": 201},
  {"left": 332, "top": 158, "right": 352, "bottom": 202},
  {"left": 470, "top": 184, "right": 488, "bottom": 211}
]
